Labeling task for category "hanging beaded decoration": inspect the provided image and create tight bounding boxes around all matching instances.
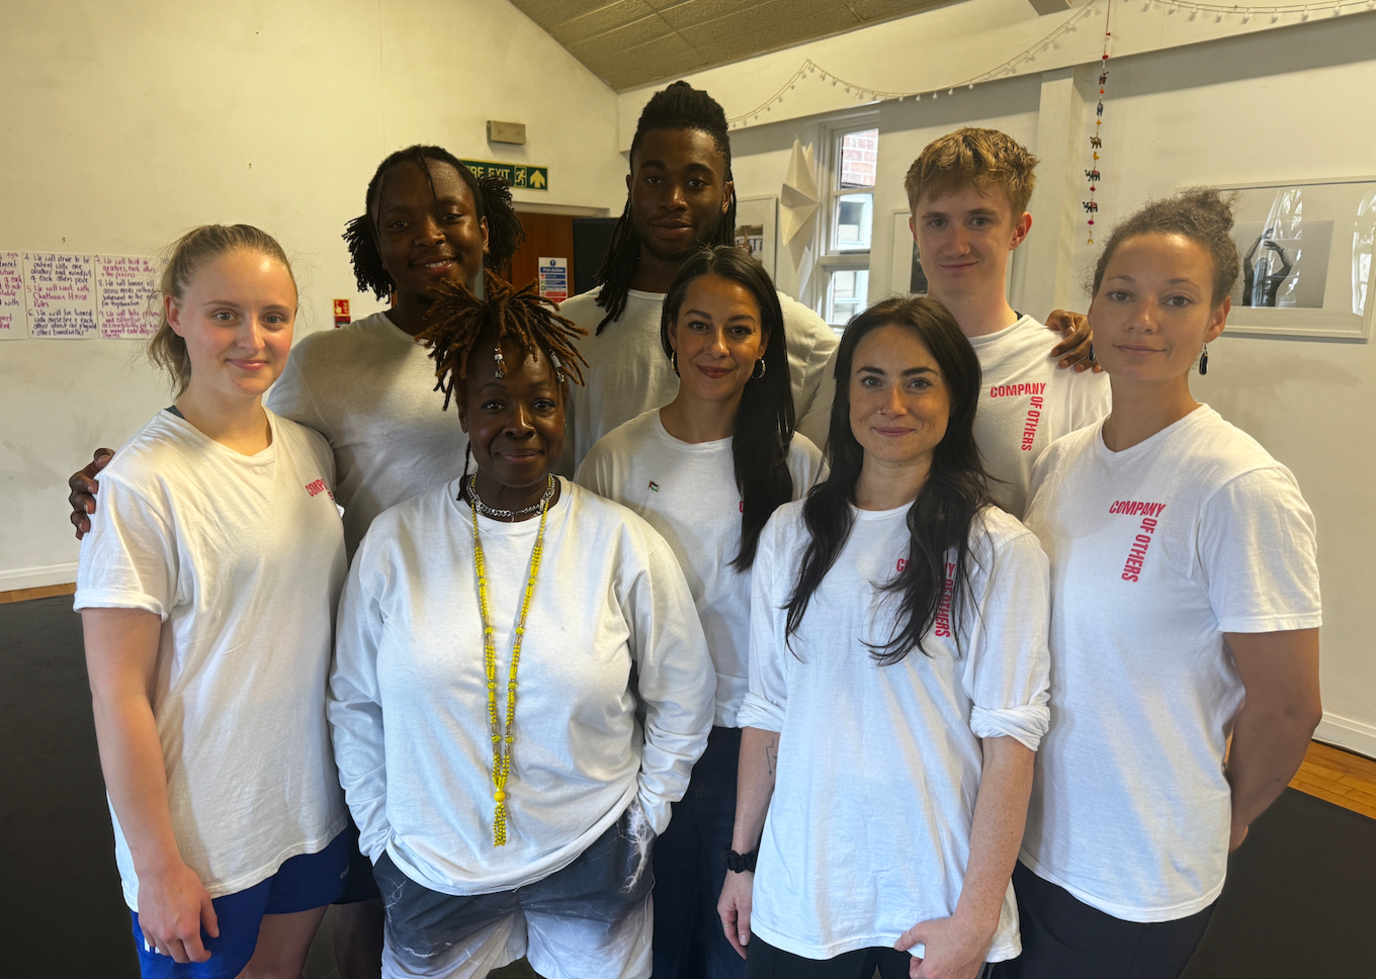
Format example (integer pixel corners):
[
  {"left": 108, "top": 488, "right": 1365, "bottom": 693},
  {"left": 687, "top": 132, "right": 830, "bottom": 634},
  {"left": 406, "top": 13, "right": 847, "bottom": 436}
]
[
  {"left": 468, "top": 475, "right": 551, "bottom": 845},
  {"left": 1086, "top": 5, "right": 1112, "bottom": 244}
]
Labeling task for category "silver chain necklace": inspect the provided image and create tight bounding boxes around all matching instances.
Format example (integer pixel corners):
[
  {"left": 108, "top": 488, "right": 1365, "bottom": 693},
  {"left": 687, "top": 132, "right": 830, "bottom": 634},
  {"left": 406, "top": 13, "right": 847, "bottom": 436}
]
[{"left": 464, "top": 474, "right": 557, "bottom": 521}]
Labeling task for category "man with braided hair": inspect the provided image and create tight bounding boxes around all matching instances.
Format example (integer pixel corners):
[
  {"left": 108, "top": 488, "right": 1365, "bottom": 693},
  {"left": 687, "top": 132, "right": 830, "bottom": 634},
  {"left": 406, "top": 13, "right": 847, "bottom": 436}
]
[
  {"left": 330, "top": 271, "right": 715, "bottom": 979},
  {"left": 558, "top": 81, "right": 839, "bottom": 471}
]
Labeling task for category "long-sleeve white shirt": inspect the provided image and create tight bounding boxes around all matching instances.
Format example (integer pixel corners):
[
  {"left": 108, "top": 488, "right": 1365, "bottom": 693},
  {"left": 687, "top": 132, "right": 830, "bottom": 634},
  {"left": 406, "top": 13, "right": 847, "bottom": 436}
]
[{"left": 329, "top": 477, "right": 716, "bottom": 895}]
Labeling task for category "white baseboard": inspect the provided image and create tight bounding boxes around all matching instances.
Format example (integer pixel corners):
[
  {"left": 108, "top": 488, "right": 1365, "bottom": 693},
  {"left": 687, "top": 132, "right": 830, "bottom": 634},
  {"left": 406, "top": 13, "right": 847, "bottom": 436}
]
[
  {"left": 0, "top": 563, "right": 78, "bottom": 592},
  {"left": 1315, "top": 712, "right": 1376, "bottom": 761}
]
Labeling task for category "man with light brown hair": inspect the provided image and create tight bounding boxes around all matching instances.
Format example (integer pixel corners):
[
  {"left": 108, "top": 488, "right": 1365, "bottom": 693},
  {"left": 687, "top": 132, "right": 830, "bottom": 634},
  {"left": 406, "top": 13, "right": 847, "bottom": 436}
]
[{"left": 903, "top": 127, "right": 1108, "bottom": 518}]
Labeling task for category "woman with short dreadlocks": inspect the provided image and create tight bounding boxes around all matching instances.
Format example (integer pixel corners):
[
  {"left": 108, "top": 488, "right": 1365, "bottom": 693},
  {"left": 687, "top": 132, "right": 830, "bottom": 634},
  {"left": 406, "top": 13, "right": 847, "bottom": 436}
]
[
  {"left": 329, "top": 273, "right": 716, "bottom": 979},
  {"left": 269, "top": 144, "right": 526, "bottom": 557}
]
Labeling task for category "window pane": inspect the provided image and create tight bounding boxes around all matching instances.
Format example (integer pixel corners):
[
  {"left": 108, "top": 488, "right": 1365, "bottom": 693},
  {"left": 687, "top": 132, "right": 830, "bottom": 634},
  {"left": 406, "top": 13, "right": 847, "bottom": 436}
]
[
  {"left": 825, "top": 269, "right": 870, "bottom": 327},
  {"left": 839, "top": 129, "right": 878, "bottom": 190},
  {"left": 833, "top": 192, "right": 873, "bottom": 251}
]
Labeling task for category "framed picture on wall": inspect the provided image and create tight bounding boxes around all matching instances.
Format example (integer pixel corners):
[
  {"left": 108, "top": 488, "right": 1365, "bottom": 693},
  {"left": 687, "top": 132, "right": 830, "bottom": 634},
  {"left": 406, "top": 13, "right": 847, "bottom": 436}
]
[
  {"left": 889, "top": 210, "right": 1016, "bottom": 303},
  {"left": 1204, "top": 176, "right": 1376, "bottom": 340},
  {"left": 735, "top": 196, "right": 778, "bottom": 280}
]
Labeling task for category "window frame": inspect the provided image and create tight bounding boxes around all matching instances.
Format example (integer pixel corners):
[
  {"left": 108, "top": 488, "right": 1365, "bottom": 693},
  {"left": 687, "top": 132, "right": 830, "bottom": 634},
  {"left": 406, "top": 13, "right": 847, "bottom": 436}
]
[{"left": 813, "top": 113, "right": 880, "bottom": 330}]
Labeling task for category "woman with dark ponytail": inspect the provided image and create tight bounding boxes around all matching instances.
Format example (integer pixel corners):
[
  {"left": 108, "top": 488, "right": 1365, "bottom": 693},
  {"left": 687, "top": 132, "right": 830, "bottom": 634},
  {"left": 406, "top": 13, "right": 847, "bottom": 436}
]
[
  {"left": 718, "top": 296, "right": 1051, "bottom": 979},
  {"left": 576, "top": 244, "right": 822, "bottom": 979}
]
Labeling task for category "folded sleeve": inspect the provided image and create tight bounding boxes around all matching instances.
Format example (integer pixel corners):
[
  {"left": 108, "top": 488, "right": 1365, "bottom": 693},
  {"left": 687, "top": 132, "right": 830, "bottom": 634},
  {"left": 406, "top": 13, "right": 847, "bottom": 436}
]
[
  {"left": 622, "top": 535, "right": 716, "bottom": 835},
  {"left": 961, "top": 525, "right": 1052, "bottom": 752},
  {"left": 1198, "top": 467, "right": 1322, "bottom": 634},
  {"left": 738, "top": 514, "right": 790, "bottom": 733},
  {"left": 73, "top": 474, "right": 178, "bottom": 620},
  {"left": 328, "top": 532, "right": 392, "bottom": 862}
]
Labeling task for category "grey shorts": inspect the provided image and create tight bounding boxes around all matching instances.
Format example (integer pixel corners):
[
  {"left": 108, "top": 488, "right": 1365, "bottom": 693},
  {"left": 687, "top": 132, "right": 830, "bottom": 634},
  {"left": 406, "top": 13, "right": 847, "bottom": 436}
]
[{"left": 374, "top": 804, "right": 655, "bottom": 979}]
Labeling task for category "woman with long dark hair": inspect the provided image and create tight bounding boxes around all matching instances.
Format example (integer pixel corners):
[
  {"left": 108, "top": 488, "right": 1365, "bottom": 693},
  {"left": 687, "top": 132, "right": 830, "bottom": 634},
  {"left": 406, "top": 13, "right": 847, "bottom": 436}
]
[
  {"left": 717, "top": 296, "right": 1051, "bottom": 979},
  {"left": 576, "top": 244, "right": 822, "bottom": 978}
]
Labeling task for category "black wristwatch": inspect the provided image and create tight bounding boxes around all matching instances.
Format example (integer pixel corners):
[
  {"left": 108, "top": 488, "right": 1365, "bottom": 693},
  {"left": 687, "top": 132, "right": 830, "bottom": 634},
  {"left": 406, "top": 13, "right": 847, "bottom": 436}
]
[{"left": 725, "top": 848, "right": 758, "bottom": 873}]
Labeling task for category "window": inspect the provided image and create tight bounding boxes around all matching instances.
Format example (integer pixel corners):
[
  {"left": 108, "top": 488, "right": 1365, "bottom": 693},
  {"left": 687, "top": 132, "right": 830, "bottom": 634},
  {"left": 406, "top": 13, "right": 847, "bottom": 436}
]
[{"left": 817, "top": 124, "right": 878, "bottom": 329}]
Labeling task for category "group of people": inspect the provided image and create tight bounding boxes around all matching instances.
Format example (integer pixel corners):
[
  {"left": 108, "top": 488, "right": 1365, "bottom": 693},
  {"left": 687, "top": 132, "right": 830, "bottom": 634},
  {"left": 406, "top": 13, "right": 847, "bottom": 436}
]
[{"left": 68, "top": 79, "right": 1322, "bottom": 979}]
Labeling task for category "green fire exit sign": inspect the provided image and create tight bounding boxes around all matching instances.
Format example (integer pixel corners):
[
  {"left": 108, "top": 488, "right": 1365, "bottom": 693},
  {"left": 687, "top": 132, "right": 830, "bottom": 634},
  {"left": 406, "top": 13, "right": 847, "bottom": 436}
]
[{"left": 461, "top": 159, "right": 548, "bottom": 190}]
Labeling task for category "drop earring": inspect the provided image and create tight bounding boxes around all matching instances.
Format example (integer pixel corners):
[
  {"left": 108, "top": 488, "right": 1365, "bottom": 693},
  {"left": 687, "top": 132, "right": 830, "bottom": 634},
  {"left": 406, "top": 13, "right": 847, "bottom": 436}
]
[{"left": 1199, "top": 343, "right": 1209, "bottom": 375}]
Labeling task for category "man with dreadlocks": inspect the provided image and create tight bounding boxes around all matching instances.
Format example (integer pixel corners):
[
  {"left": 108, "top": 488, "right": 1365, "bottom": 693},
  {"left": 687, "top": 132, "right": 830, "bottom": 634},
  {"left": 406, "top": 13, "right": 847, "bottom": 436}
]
[
  {"left": 67, "top": 144, "right": 529, "bottom": 979},
  {"left": 557, "top": 81, "right": 840, "bottom": 472},
  {"left": 330, "top": 271, "right": 715, "bottom": 979}
]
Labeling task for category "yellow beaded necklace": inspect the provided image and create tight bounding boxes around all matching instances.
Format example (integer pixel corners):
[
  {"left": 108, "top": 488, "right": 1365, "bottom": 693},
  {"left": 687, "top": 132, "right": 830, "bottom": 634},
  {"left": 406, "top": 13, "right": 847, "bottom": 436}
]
[{"left": 468, "top": 475, "right": 552, "bottom": 846}]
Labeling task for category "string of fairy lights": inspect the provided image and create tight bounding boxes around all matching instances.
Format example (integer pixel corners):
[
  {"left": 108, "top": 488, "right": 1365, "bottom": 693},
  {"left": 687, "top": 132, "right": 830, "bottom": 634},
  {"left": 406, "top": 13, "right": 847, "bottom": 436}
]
[{"left": 723, "top": 0, "right": 1376, "bottom": 129}]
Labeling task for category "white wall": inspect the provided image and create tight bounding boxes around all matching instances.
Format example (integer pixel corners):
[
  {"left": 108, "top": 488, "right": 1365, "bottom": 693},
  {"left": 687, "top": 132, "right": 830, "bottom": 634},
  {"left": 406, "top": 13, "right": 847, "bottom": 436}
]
[
  {"left": 0, "top": 0, "right": 624, "bottom": 589},
  {"left": 1081, "top": 19, "right": 1376, "bottom": 756},
  {"left": 631, "top": 6, "right": 1376, "bottom": 755}
]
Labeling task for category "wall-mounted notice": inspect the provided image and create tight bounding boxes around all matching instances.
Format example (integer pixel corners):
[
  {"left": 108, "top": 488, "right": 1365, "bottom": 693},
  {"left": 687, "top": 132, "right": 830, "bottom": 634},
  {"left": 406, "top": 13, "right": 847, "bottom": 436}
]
[
  {"left": 97, "top": 255, "right": 159, "bottom": 339},
  {"left": 0, "top": 252, "right": 24, "bottom": 339},
  {"left": 24, "top": 252, "right": 97, "bottom": 339},
  {"left": 538, "top": 257, "right": 568, "bottom": 304}
]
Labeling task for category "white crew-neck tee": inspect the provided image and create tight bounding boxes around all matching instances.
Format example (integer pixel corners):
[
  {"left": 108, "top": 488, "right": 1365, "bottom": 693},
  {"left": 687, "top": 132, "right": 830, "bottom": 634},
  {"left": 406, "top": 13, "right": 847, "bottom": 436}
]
[
  {"left": 267, "top": 311, "right": 468, "bottom": 556},
  {"left": 330, "top": 478, "right": 716, "bottom": 895},
  {"left": 739, "top": 501, "right": 1051, "bottom": 962},
  {"left": 966, "top": 315, "right": 1110, "bottom": 518},
  {"left": 576, "top": 409, "right": 824, "bottom": 727},
  {"left": 75, "top": 408, "right": 348, "bottom": 909},
  {"left": 1021, "top": 405, "right": 1321, "bottom": 922},
  {"left": 557, "top": 287, "right": 838, "bottom": 472}
]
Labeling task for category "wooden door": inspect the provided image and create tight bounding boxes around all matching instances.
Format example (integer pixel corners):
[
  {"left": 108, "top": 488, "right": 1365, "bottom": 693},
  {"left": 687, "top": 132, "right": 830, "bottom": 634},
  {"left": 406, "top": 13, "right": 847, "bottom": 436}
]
[{"left": 510, "top": 212, "right": 574, "bottom": 297}]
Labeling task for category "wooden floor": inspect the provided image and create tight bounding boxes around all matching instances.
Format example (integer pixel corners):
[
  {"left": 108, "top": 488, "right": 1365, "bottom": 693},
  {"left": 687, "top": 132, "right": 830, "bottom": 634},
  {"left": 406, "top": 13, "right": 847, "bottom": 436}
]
[
  {"left": 1289, "top": 741, "right": 1376, "bottom": 820},
  {"left": 0, "top": 581, "right": 76, "bottom": 604},
  {"left": 6, "top": 583, "right": 1374, "bottom": 822}
]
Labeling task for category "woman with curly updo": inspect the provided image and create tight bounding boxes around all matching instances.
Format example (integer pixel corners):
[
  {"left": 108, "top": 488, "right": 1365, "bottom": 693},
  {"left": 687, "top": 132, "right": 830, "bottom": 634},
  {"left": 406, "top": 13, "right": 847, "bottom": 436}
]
[{"left": 1007, "top": 189, "right": 1323, "bottom": 979}]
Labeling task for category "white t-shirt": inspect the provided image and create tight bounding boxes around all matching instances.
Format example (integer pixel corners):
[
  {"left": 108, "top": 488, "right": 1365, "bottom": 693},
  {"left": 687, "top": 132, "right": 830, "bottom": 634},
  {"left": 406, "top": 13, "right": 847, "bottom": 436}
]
[
  {"left": 739, "top": 502, "right": 1051, "bottom": 962},
  {"left": 574, "top": 409, "right": 825, "bottom": 727},
  {"left": 1021, "top": 405, "right": 1321, "bottom": 922},
  {"left": 968, "top": 316, "right": 1110, "bottom": 518},
  {"left": 329, "top": 478, "right": 716, "bottom": 896},
  {"left": 74, "top": 409, "right": 349, "bottom": 909},
  {"left": 267, "top": 310, "right": 467, "bottom": 556},
  {"left": 558, "top": 287, "right": 838, "bottom": 471},
  {"left": 796, "top": 316, "right": 1110, "bottom": 519}
]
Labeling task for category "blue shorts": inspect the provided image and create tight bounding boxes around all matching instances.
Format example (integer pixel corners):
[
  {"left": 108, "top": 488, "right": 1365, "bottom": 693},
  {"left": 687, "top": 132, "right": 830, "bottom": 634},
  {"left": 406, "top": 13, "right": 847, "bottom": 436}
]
[{"left": 130, "top": 831, "right": 350, "bottom": 979}]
